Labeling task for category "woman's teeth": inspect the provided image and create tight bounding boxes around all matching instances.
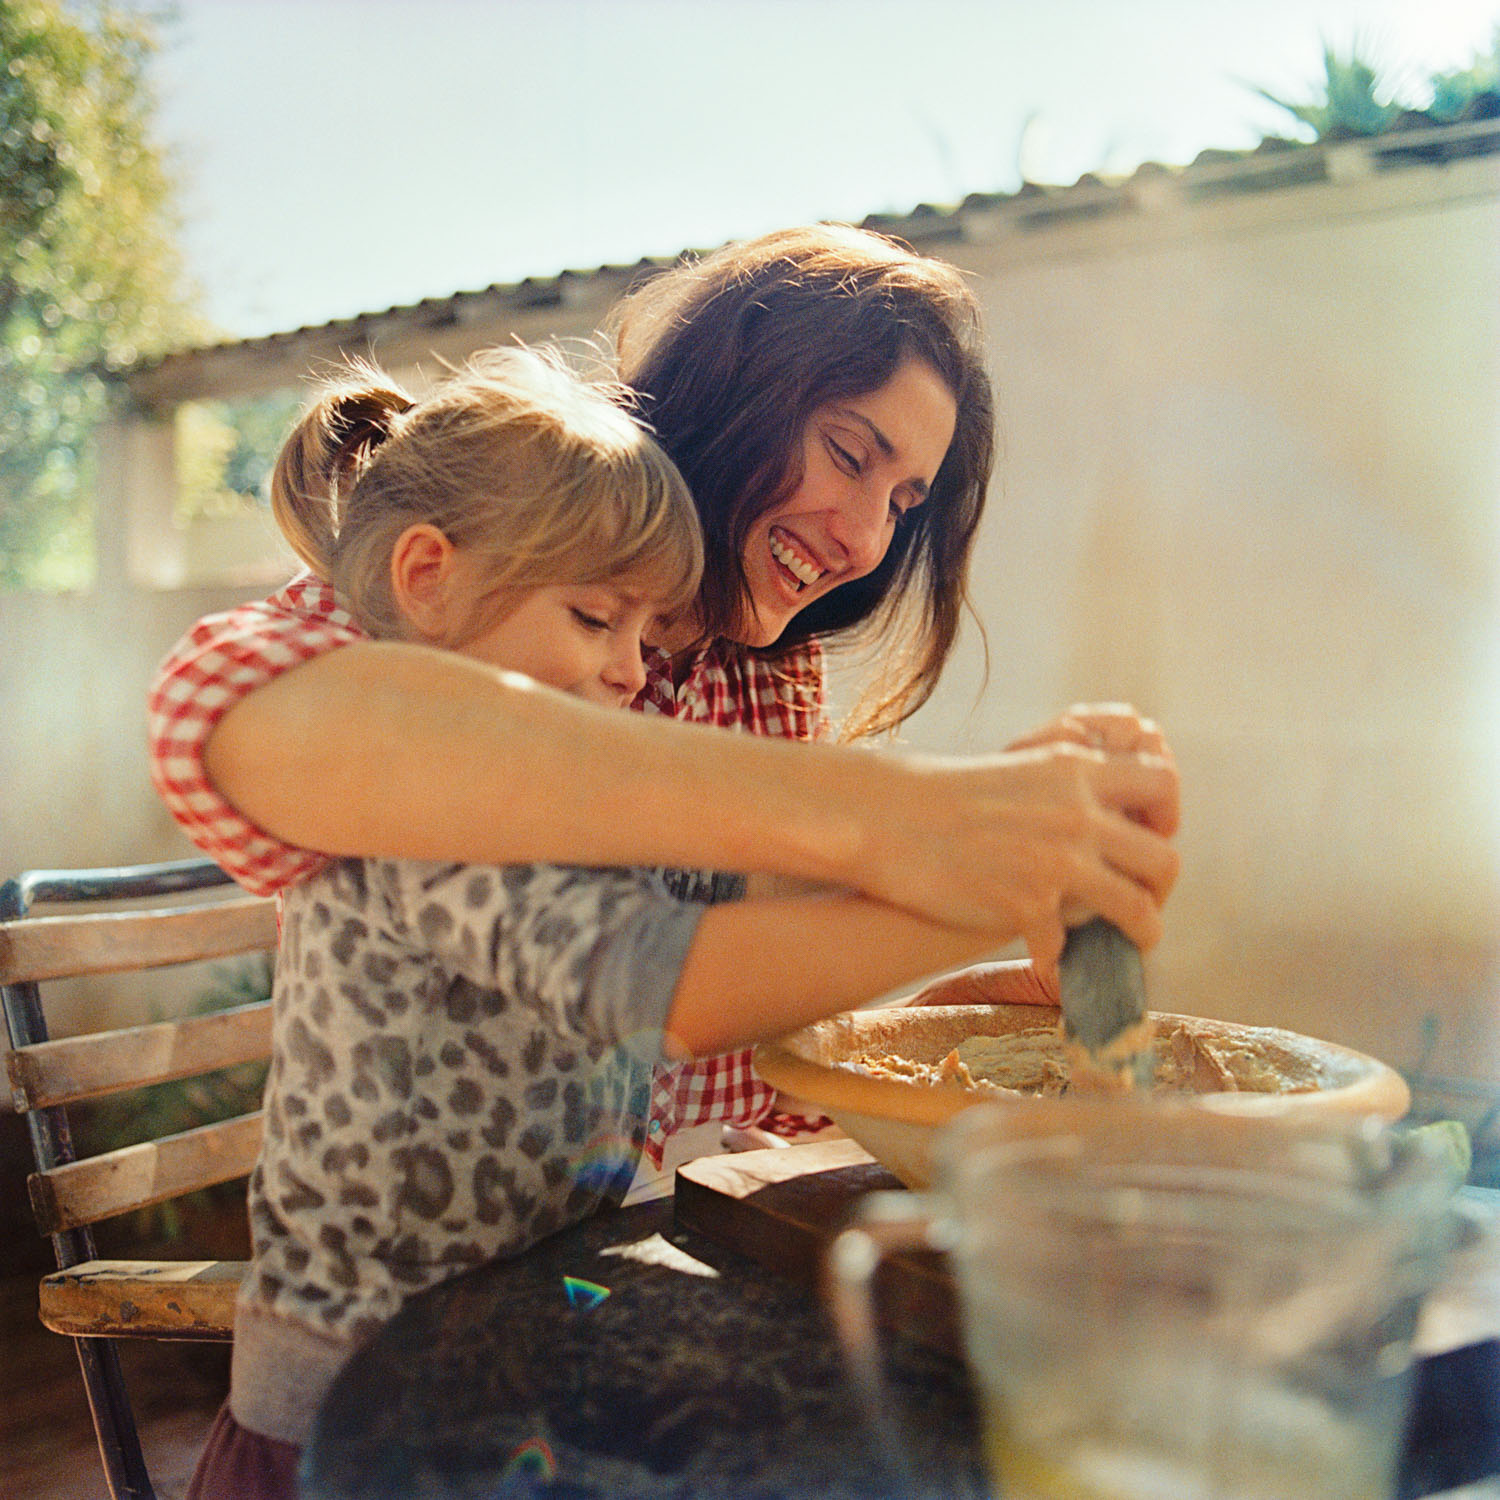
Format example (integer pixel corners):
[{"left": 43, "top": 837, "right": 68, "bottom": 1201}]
[{"left": 770, "top": 531, "right": 824, "bottom": 589}]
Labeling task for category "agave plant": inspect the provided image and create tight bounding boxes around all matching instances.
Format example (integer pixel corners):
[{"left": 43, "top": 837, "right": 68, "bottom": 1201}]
[
  {"left": 1428, "top": 24, "right": 1500, "bottom": 122},
  {"left": 1255, "top": 43, "right": 1400, "bottom": 139},
  {"left": 1254, "top": 29, "right": 1500, "bottom": 142}
]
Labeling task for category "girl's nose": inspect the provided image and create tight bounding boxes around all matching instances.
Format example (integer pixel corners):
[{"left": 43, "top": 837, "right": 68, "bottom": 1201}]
[{"left": 605, "top": 639, "right": 648, "bottom": 698}]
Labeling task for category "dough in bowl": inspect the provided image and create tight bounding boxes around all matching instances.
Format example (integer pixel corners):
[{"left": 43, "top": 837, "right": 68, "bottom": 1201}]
[{"left": 849, "top": 1015, "right": 1338, "bottom": 1099}]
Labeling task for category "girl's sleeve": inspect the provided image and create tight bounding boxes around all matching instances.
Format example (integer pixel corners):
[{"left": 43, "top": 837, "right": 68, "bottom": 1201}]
[
  {"left": 146, "top": 586, "right": 364, "bottom": 896},
  {"left": 380, "top": 861, "right": 702, "bottom": 1053}
]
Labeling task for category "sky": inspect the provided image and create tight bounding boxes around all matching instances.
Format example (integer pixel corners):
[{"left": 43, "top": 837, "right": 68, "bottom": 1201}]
[{"left": 146, "top": 0, "right": 1500, "bottom": 341}]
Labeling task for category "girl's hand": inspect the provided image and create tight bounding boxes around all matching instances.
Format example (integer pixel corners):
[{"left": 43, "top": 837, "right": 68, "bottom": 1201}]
[
  {"left": 1006, "top": 701, "right": 1175, "bottom": 776},
  {"left": 905, "top": 958, "right": 1059, "bottom": 1009}
]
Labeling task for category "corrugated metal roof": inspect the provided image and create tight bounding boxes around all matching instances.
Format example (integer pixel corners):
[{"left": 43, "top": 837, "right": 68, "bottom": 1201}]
[{"left": 129, "top": 99, "right": 1500, "bottom": 382}]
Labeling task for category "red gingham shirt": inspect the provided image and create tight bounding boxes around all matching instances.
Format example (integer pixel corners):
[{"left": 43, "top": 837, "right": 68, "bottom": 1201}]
[{"left": 146, "top": 573, "right": 828, "bottom": 1164}]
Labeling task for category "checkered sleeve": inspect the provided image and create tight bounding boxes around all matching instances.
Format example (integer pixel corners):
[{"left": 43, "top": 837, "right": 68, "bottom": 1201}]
[
  {"left": 643, "top": 1051, "right": 778, "bottom": 1166},
  {"left": 146, "top": 576, "right": 366, "bottom": 897},
  {"left": 638, "top": 636, "right": 831, "bottom": 1164}
]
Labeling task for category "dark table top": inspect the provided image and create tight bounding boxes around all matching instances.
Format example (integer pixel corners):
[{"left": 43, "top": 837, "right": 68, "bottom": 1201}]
[
  {"left": 302, "top": 1193, "right": 985, "bottom": 1500},
  {"left": 301, "top": 1167, "right": 1500, "bottom": 1500}
]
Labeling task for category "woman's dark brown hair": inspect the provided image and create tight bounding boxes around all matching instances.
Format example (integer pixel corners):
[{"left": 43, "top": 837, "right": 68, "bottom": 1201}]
[{"left": 609, "top": 223, "right": 995, "bottom": 736}]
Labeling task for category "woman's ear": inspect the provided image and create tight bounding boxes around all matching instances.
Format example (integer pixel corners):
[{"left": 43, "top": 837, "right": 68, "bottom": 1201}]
[{"left": 390, "top": 523, "right": 462, "bottom": 643}]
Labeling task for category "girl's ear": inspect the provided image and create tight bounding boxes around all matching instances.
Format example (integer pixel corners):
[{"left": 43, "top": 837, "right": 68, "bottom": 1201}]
[{"left": 390, "top": 523, "right": 462, "bottom": 643}]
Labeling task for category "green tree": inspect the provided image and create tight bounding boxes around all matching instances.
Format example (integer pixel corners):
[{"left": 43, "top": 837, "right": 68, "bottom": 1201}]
[
  {"left": 175, "top": 388, "right": 303, "bottom": 524},
  {"left": 0, "top": 0, "right": 206, "bottom": 589}
]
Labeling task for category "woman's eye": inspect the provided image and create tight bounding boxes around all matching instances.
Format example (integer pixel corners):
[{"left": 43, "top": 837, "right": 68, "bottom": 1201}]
[
  {"left": 570, "top": 608, "right": 610, "bottom": 632},
  {"left": 827, "top": 437, "right": 862, "bottom": 475}
]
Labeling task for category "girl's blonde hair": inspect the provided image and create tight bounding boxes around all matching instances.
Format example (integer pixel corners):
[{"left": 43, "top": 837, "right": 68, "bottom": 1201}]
[{"left": 270, "top": 346, "right": 702, "bottom": 642}]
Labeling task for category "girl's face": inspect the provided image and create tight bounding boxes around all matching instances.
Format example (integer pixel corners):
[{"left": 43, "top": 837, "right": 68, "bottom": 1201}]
[
  {"left": 733, "top": 356, "right": 958, "bottom": 649},
  {"left": 455, "top": 580, "right": 663, "bottom": 708}
]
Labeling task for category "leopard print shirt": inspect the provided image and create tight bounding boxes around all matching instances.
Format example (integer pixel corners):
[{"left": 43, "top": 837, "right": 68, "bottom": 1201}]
[{"left": 241, "top": 856, "right": 708, "bottom": 1354}]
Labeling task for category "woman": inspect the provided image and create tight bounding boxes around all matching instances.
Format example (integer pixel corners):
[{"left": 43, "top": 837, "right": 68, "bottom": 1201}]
[{"left": 149, "top": 223, "right": 1180, "bottom": 1151}]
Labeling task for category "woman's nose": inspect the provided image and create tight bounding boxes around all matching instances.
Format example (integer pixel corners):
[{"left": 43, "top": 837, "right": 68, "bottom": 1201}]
[{"left": 829, "top": 485, "right": 894, "bottom": 576}]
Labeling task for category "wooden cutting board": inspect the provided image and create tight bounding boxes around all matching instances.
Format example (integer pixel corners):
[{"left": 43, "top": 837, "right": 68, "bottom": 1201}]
[{"left": 673, "top": 1138, "right": 964, "bottom": 1360}]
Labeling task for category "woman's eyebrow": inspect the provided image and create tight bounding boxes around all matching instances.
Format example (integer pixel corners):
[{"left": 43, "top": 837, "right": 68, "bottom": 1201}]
[
  {"left": 838, "top": 409, "right": 894, "bottom": 457},
  {"left": 838, "top": 409, "right": 933, "bottom": 496}
]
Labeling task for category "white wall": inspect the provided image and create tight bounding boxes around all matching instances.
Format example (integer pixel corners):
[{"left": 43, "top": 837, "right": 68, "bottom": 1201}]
[{"left": 874, "top": 158, "right": 1500, "bottom": 1091}]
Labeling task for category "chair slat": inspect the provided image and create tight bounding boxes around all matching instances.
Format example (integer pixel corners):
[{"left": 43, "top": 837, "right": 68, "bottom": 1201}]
[
  {"left": 28, "top": 1112, "right": 264, "bottom": 1236},
  {"left": 0, "top": 896, "right": 276, "bottom": 985},
  {"left": 39, "top": 1258, "right": 245, "bottom": 1340},
  {"left": 5, "top": 999, "right": 272, "bottom": 1111}
]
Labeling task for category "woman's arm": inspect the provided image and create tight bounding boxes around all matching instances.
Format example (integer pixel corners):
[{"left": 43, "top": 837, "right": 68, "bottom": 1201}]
[
  {"left": 204, "top": 641, "right": 878, "bottom": 876},
  {"left": 204, "top": 643, "right": 1179, "bottom": 958}
]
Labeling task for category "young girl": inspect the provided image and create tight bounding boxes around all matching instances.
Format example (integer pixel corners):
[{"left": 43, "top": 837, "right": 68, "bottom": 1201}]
[{"left": 188, "top": 347, "right": 1091, "bottom": 1500}]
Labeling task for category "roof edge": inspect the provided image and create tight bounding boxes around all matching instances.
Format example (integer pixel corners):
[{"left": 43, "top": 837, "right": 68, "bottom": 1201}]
[{"left": 124, "top": 104, "right": 1500, "bottom": 387}]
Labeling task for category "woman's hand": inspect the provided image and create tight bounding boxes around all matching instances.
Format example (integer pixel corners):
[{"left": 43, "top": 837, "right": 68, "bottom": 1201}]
[
  {"left": 1003, "top": 700, "right": 1180, "bottom": 927},
  {"left": 859, "top": 714, "right": 1180, "bottom": 970},
  {"left": 905, "top": 958, "right": 1059, "bottom": 1008}
]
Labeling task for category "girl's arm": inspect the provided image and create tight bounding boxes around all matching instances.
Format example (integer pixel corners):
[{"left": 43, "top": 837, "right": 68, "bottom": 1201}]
[
  {"left": 904, "top": 957, "right": 1060, "bottom": 1008},
  {"left": 205, "top": 641, "right": 1180, "bottom": 961},
  {"left": 663, "top": 891, "right": 1014, "bottom": 1060}
]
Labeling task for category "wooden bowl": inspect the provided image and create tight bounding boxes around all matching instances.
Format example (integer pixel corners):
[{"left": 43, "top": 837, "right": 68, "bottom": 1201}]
[{"left": 753, "top": 1004, "right": 1411, "bottom": 1188}]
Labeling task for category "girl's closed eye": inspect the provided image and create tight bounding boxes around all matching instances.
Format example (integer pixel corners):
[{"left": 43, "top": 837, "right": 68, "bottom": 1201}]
[{"left": 569, "top": 607, "right": 612, "bottom": 632}]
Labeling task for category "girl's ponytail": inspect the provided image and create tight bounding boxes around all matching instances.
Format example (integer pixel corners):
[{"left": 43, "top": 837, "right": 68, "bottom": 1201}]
[{"left": 269, "top": 369, "right": 415, "bottom": 577}]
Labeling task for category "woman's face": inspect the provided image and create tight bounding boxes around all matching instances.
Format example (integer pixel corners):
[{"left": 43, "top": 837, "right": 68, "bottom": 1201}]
[{"left": 733, "top": 356, "right": 958, "bottom": 649}]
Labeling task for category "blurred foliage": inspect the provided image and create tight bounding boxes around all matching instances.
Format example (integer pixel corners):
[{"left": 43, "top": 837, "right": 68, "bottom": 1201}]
[
  {"left": 0, "top": 0, "right": 208, "bottom": 590},
  {"left": 1429, "top": 24, "right": 1500, "bottom": 122},
  {"left": 1257, "top": 45, "right": 1400, "bottom": 138},
  {"left": 1257, "top": 27, "right": 1500, "bottom": 140},
  {"left": 175, "top": 389, "right": 302, "bottom": 523}
]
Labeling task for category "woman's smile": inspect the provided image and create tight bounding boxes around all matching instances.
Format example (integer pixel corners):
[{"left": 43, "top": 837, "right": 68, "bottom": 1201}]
[{"left": 768, "top": 526, "right": 827, "bottom": 590}]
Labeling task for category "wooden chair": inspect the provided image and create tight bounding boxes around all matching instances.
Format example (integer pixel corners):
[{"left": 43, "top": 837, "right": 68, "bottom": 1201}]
[{"left": 1, "top": 858, "right": 277, "bottom": 1500}]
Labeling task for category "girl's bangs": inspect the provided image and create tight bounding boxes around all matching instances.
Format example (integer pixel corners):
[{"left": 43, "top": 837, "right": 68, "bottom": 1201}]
[
  {"left": 580, "top": 457, "right": 703, "bottom": 614},
  {"left": 600, "top": 513, "right": 702, "bottom": 616}
]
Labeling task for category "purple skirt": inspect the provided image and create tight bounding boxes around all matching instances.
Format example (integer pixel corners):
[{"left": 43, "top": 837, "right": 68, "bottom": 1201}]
[{"left": 186, "top": 1400, "right": 302, "bottom": 1500}]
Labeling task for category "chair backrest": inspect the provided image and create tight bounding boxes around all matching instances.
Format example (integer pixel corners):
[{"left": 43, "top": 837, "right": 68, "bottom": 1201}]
[
  {"left": 0, "top": 858, "right": 277, "bottom": 1500},
  {"left": 2, "top": 858, "right": 277, "bottom": 1257}
]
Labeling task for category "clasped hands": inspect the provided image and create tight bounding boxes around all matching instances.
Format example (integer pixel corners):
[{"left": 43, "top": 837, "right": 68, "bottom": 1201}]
[{"left": 903, "top": 701, "right": 1178, "bottom": 1010}]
